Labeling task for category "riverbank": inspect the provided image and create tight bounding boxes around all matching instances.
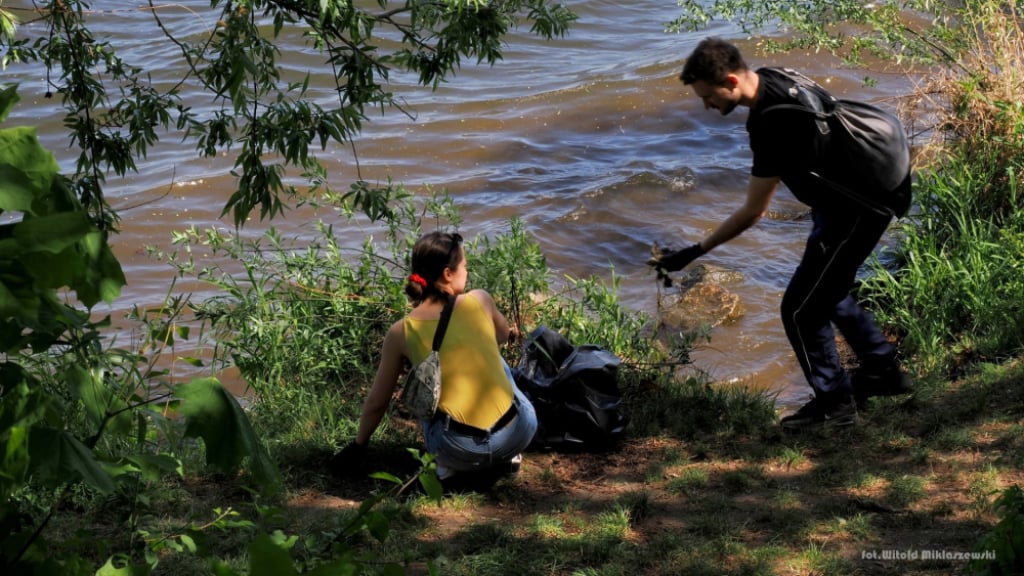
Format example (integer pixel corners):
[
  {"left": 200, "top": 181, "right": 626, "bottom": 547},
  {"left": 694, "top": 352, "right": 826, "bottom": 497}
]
[
  {"left": 48, "top": 355, "right": 1024, "bottom": 575},
  {"left": 267, "top": 355, "right": 1024, "bottom": 576}
]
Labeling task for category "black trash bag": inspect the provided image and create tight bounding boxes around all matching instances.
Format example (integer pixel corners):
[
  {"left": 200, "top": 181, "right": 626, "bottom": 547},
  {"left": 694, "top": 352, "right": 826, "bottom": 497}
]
[{"left": 513, "top": 326, "right": 629, "bottom": 451}]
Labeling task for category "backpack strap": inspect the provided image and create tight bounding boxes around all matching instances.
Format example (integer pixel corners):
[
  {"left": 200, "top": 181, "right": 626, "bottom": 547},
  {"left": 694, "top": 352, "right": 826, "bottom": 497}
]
[
  {"left": 759, "top": 68, "right": 902, "bottom": 218},
  {"left": 808, "top": 171, "right": 896, "bottom": 218},
  {"left": 761, "top": 67, "right": 835, "bottom": 136},
  {"left": 431, "top": 294, "right": 456, "bottom": 352}
]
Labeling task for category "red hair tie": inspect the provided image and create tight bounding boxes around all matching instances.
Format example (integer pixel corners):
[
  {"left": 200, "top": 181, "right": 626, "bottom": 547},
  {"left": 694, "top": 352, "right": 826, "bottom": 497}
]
[{"left": 408, "top": 273, "right": 427, "bottom": 287}]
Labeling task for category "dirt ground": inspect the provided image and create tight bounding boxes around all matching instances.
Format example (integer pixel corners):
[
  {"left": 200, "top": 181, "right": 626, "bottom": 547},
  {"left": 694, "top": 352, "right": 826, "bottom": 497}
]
[
  {"left": 277, "top": 340, "right": 1023, "bottom": 575},
  {"left": 281, "top": 363, "right": 1024, "bottom": 576}
]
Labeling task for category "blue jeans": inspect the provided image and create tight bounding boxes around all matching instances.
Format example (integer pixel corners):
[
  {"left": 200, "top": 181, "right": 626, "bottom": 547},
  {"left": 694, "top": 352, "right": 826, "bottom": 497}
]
[{"left": 421, "top": 360, "right": 537, "bottom": 474}]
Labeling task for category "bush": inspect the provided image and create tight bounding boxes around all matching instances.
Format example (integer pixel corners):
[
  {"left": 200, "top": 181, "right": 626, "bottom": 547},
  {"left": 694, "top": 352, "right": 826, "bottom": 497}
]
[{"left": 969, "top": 484, "right": 1024, "bottom": 576}]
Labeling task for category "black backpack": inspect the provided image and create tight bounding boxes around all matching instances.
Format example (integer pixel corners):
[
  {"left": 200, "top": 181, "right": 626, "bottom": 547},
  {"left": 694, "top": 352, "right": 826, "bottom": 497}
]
[
  {"left": 512, "top": 326, "right": 629, "bottom": 451},
  {"left": 762, "top": 67, "right": 912, "bottom": 218}
]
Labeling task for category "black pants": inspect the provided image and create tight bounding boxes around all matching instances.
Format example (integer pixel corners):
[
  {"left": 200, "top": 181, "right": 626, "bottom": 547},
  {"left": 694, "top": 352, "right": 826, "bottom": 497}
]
[{"left": 781, "top": 208, "right": 896, "bottom": 396}]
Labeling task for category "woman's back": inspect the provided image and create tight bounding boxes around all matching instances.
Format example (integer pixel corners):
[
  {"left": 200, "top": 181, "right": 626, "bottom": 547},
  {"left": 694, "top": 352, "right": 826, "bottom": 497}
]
[{"left": 404, "top": 293, "right": 513, "bottom": 429}]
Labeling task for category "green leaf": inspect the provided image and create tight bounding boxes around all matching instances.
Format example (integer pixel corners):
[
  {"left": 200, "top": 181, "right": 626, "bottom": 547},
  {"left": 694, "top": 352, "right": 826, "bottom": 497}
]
[
  {"left": 176, "top": 378, "right": 279, "bottom": 494},
  {"left": 419, "top": 471, "right": 444, "bottom": 502},
  {"left": 210, "top": 560, "right": 241, "bottom": 576},
  {"left": 0, "top": 371, "right": 47, "bottom": 433},
  {"left": 124, "top": 453, "right": 184, "bottom": 482},
  {"left": 77, "top": 231, "right": 126, "bottom": 306},
  {"left": 0, "top": 83, "right": 19, "bottom": 123},
  {"left": 18, "top": 243, "right": 87, "bottom": 290},
  {"left": 0, "top": 379, "right": 47, "bottom": 496},
  {"left": 14, "top": 211, "right": 93, "bottom": 254},
  {"left": 364, "top": 510, "right": 390, "bottom": 543},
  {"left": 0, "top": 126, "right": 58, "bottom": 213},
  {"left": 28, "top": 427, "right": 116, "bottom": 493},
  {"left": 96, "top": 556, "right": 152, "bottom": 575},
  {"left": 66, "top": 363, "right": 134, "bottom": 436},
  {"left": 0, "top": 282, "right": 29, "bottom": 331},
  {"left": 369, "top": 471, "right": 402, "bottom": 484},
  {"left": 101, "top": 459, "right": 140, "bottom": 478},
  {"left": 1, "top": 425, "right": 30, "bottom": 501},
  {"left": 179, "top": 533, "right": 197, "bottom": 554},
  {"left": 248, "top": 533, "right": 299, "bottom": 576},
  {"left": 67, "top": 363, "right": 106, "bottom": 427}
]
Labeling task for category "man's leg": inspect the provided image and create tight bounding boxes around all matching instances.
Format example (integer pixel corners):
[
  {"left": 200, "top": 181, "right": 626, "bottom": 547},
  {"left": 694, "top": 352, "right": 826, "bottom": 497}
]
[
  {"left": 779, "top": 209, "right": 890, "bottom": 429},
  {"left": 832, "top": 294, "right": 912, "bottom": 404},
  {"left": 831, "top": 293, "right": 895, "bottom": 368}
]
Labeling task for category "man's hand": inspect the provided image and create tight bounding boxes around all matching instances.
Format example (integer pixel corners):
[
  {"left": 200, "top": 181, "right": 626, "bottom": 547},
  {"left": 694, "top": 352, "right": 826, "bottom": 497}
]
[
  {"left": 647, "top": 243, "right": 705, "bottom": 272},
  {"left": 647, "top": 243, "right": 705, "bottom": 287}
]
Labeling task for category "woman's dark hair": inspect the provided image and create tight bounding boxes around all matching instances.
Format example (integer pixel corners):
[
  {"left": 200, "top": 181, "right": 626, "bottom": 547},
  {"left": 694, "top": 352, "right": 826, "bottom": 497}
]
[
  {"left": 679, "top": 37, "right": 747, "bottom": 86},
  {"left": 405, "top": 231, "right": 463, "bottom": 304}
]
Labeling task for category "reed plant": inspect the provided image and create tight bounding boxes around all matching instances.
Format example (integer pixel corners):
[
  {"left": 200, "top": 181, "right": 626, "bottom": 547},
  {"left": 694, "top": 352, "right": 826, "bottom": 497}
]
[
  {"left": 163, "top": 190, "right": 763, "bottom": 458},
  {"left": 858, "top": 1, "right": 1024, "bottom": 377},
  {"left": 864, "top": 160, "right": 1024, "bottom": 374}
]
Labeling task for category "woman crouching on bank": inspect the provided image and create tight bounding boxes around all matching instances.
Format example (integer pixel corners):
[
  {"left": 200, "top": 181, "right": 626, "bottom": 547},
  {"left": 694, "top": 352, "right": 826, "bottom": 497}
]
[{"left": 338, "top": 231, "right": 537, "bottom": 485}]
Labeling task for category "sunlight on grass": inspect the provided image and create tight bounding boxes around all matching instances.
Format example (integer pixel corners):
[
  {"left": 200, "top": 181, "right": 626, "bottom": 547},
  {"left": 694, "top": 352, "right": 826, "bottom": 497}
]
[
  {"left": 998, "top": 424, "right": 1024, "bottom": 467},
  {"left": 439, "top": 491, "right": 485, "bottom": 511},
  {"left": 882, "top": 431, "right": 918, "bottom": 452},
  {"left": 851, "top": 471, "right": 886, "bottom": 491},
  {"left": 665, "top": 465, "right": 710, "bottom": 495},
  {"left": 614, "top": 490, "right": 651, "bottom": 525},
  {"left": 884, "top": 474, "right": 929, "bottom": 508},
  {"left": 967, "top": 465, "right": 1002, "bottom": 512},
  {"left": 771, "top": 445, "right": 809, "bottom": 470},
  {"left": 529, "top": 514, "right": 566, "bottom": 538},
  {"left": 659, "top": 443, "right": 686, "bottom": 464},
  {"left": 656, "top": 539, "right": 785, "bottom": 576},
  {"left": 796, "top": 540, "right": 853, "bottom": 576},
  {"left": 822, "top": 513, "right": 874, "bottom": 541},
  {"left": 591, "top": 507, "right": 632, "bottom": 540}
]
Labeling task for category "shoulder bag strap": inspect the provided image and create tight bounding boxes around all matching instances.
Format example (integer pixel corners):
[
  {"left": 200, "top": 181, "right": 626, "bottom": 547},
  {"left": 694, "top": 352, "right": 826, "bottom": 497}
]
[{"left": 431, "top": 294, "right": 456, "bottom": 352}]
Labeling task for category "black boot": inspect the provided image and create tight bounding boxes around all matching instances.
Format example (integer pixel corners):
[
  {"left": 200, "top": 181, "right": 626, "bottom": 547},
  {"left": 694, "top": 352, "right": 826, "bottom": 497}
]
[
  {"left": 780, "top": 392, "right": 858, "bottom": 432},
  {"left": 852, "top": 363, "right": 912, "bottom": 408}
]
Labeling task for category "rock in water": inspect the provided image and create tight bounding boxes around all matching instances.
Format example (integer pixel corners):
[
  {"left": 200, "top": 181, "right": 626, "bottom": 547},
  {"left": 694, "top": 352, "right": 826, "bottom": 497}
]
[{"left": 657, "top": 263, "right": 744, "bottom": 331}]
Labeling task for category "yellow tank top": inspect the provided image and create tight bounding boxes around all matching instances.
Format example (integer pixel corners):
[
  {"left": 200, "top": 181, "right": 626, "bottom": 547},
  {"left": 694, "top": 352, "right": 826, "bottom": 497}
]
[{"left": 403, "top": 294, "right": 514, "bottom": 429}]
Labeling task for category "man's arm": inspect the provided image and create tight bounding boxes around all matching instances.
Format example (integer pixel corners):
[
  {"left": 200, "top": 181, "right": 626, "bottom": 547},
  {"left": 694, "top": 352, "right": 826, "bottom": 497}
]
[{"left": 699, "top": 175, "right": 780, "bottom": 252}]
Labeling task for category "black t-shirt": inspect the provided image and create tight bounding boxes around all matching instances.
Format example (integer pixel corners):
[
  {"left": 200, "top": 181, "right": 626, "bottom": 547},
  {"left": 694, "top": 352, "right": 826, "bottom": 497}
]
[{"left": 746, "top": 67, "right": 837, "bottom": 209}]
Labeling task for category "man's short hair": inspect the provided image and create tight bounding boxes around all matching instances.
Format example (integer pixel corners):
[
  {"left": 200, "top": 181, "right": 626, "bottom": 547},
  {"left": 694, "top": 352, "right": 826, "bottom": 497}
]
[{"left": 679, "top": 37, "right": 748, "bottom": 86}]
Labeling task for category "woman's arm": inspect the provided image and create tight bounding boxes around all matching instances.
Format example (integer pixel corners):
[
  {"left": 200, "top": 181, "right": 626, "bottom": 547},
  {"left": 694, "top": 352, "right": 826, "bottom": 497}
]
[{"left": 354, "top": 320, "right": 407, "bottom": 446}]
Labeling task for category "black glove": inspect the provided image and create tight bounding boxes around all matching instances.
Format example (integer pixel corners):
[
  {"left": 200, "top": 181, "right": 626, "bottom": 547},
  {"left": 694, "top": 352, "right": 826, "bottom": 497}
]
[
  {"left": 647, "top": 243, "right": 705, "bottom": 286},
  {"left": 329, "top": 441, "right": 367, "bottom": 478}
]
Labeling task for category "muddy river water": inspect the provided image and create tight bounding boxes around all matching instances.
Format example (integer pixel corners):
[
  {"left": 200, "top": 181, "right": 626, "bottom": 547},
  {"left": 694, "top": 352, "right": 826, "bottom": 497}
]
[{"left": 4, "top": 1, "right": 916, "bottom": 407}]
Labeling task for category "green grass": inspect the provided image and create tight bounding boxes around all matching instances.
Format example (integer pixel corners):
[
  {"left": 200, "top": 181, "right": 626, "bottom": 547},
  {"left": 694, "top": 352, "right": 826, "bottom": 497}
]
[
  {"left": 666, "top": 466, "right": 710, "bottom": 495},
  {"left": 29, "top": 126, "right": 1024, "bottom": 574},
  {"left": 37, "top": 343, "right": 1024, "bottom": 576}
]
